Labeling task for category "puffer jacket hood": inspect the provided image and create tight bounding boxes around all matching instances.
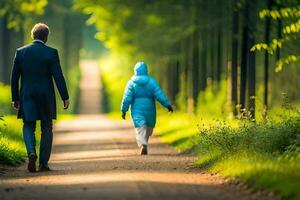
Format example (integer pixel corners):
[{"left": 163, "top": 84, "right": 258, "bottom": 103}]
[
  {"left": 132, "top": 61, "right": 149, "bottom": 85},
  {"left": 134, "top": 61, "right": 148, "bottom": 76}
]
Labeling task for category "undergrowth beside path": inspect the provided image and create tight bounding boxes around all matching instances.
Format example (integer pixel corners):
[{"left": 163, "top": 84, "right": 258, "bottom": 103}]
[
  {"left": 155, "top": 113, "right": 300, "bottom": 199},
  {"left": 0, "top": 116, "right": 32, "bottom": 166}
]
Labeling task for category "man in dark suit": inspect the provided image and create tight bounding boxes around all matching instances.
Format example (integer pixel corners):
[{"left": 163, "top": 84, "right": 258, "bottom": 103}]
[{"left": 11, "top": 23, "right": 70, "bottom": 172}]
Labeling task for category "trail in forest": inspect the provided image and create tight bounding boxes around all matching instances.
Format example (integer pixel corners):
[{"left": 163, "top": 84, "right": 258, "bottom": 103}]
[
  {"left": 1, "top": 115, "right": 279, "bottom": 200},
  {"left": 0, "top": 60, "right": 278, "bottom": 200},
  {"left": 78, "top": 60, "right": 101, "bottom": 114}
]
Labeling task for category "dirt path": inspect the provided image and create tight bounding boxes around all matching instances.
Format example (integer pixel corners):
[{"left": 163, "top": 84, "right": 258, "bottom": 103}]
[
  {"left": 78, "top": 60, "right": 101, "bottom": 114},
  {"left": 0, "top": 60, "right": 278, "bottom": 200},
  {"left": 0, "top": 115, "right": 278, "bottom": 200}
]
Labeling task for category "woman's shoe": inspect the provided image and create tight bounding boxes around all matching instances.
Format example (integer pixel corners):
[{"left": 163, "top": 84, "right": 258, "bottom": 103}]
[{"left": 140, "top": 145, "right": 148, "bottom": 155}]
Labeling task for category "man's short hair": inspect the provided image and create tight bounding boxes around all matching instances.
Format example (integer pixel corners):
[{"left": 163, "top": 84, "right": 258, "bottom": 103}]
[{"left": 31, "top": 23, "right": 49, "bottom": 41}]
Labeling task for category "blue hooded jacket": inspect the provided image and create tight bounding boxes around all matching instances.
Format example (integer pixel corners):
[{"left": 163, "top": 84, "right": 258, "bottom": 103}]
[{"left": 121, "top": 62, "right": 171, "bottom": 128}]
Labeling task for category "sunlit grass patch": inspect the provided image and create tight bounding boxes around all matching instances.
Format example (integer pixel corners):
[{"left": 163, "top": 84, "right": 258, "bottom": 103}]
[
  {"left": 155, "top": 113, "right": 300, "bottom": 199},
  {"left": 0, "top": 116, "right": 41, "bottom": 166},
  {"left": 155, "top": 112, "right": 197, "bottom": 151},
  {"left": 57, "top": 114, "right": 76, "bottom": 121},
  {"left": 198, "top": 152, "right": 300, "bottom": 198},
  {"left": 0, "top": 136, "right": 26, "bottom": 166},
  {"left": 0, "top": 84, "right": 13, "bottom": 115},
  {"left": 107, "top": 112, "right": 124, "bottom": 120},
  {"left": 0, "top": 116, "right": 26, "bottom": 166}
]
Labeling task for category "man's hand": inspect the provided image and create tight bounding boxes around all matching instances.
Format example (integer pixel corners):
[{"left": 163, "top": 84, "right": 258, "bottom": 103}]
[
  {"left": 12, "top": 101, "right": 20, "bottom": 111},
  {"left": 63, "top": 100, "right": 70, "bottom": 110},
  {"left": 122, "top": 112, "right": 126, "bottom": 120},
  {"left": 167, "top": 105, "right": 174, "bottom": 113}
]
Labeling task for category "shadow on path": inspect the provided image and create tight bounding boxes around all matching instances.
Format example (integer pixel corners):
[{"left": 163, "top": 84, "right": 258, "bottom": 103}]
[{"left": 0, "top": 115, "right": 278, "bottom": 200}]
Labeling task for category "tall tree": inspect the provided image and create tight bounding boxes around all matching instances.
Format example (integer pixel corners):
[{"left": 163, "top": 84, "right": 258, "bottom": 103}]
[
  {"left": 200, "top": 29, "right": 208, "bottom": 92},
  {"left": 216, "top": 27, "right": 222, "bottom": 84},
  {"left": 0, "top": 16, "right": 10, "bottom": 83},
  {"left": 247, "top": 0, "right": 258, "bottom": 119},
  {"left": 192, "top": 28, "right": 200, "bottom": 110},
  {"left": 275, "top": 1, "right": 282, "bottom": 62},
  {"left": 231, "top": 0, "right": 239, "bottom": 116},
  {"left": 240, "top": 1, "right": 250, "bottom": 111},
  {"left": 263, "top": 0, "right": 273, "bottom": 117},
  {"left": 187, "top": 35, "right": 194, "bottom": 114}
]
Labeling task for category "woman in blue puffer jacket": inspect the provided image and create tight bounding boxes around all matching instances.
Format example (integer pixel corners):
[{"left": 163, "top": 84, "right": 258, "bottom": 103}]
[{"left": 121, "top": 61, "right": 173, "bottom": 155}]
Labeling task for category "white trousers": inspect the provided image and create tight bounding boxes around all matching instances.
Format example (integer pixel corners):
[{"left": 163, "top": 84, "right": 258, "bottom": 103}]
[{"left": 135, "top": 126, "right": 153, "bottom": 147}]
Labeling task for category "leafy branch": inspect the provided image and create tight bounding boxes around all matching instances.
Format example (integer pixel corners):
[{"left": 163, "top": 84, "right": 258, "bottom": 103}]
[
  {"left": 252, "top": 5, "right": 300, "bottom": 72},
  {"left": 0, "top": 0, "right": 48, "bottom": 30}
]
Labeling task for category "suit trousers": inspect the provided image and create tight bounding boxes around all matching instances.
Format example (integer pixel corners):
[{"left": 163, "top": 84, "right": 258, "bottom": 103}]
[{"left": 23, "top": 120, "right": 53, "bottom": 165}]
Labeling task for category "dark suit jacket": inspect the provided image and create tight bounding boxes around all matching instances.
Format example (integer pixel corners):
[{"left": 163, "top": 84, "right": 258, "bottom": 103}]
[{"left": 11, "top": 40, "right": 69, "bottom": 121}]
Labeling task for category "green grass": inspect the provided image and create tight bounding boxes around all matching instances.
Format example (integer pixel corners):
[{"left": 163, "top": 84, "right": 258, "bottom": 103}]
[
  {"left": 0, "top": 114, "right": 73, "bottom": 166},
  {"left": 56, "top": 66, "right": 81, "bottom": 114},
  {"left": 0, "top": 116, "right": 42, "bottom": 166},
  {"left": 0, "top": 116, "right": 28, "bottom": 166},
  {"left": 0, "top": 84, "right": 13, "bottom": 115},
  {"left": 155, "top": 112, "right": 300, "bottom": 199},
  {"left": 57, "top": 114, "right": 76, "bottom": 121}
]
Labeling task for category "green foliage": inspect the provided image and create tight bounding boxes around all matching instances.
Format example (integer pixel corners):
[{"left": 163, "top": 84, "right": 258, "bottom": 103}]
[
  {"left": 76, "top": 0, "right": 227, "bottom": 113},
  {"left": 251, "top": 39, "right": 283, "bottom": 54},
  {"left": 0, "top": 84, "right": 13, "bottom": 115},
  {"left": 0, "top": 116, "right": 40, "bottom": 166},
  {"left": 53, "top": 69, "right": 80, "bottom": 114},
  {"left": 99, "top": 53, "right": 132, "bottom": 112},
  {"left": 259, "top": 6, "right": 300, "bottom": 20},
  {"left": 253, "top": 4, "right": 300, "bottom": 72},
  {"left": 75, "top": 0, "right": 196, "bottom": 69},
  {"left": 196, "top": 117, "right": 300, "bottom": 198},
  {"left": 156, "top": 113, "right": 300, "bottom": 198},
  {"left": 175, "top": 74, "right": 188, "bottom": 112},
  {"left": 61, "top": 66, "right": 81, "bottom": 114},
  {"left": 276, "top": 55, "right": 300, "bottom": 72},
  {"left": 283, "top": 19, "right": 300, "bottom": 34},
  {"left": 0, "top": 0, "right": 48, "bottom": 30},
  {"left": 76, "top": 0, "right": 300, "bottom": 115},
  {"left": 197, "top": 80, "right": 228, "bottom": 118}
]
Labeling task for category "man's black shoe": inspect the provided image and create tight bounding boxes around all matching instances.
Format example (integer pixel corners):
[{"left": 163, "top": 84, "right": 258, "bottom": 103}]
[
  {"left": 27, "top": 154, "right": 37, "bottom": 173},
  {"left": 38, "top": 164, "right": 51, "bottom": 172}
]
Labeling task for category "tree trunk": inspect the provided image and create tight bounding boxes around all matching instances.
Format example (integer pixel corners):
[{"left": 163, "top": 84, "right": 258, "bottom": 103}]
[
  {"left": 240, "top": 2, "right": 250, "bottom": 111},
  {"left": 263, "top": 0, "right": 273, "bottom": 117},
  {"left": 247, "top": 0, "right": 257, "bottom": 119},
  {"left": 187, "top": 35, "right": 194, "bottom": 114},
  {"left": 276, "top": 18, "right": 282, "bottom": 62},
  {"left": 231, "top": 3, "right": 239, "bottom": 116},
  {"left": 192, "top": 29, "right": 200, "bottom": 110},
  {"left": 0, "top": 18, "right": 5, "bottom": 83},
  {"left": 174, "top": 60, "right": 180, "bottom": 102},
  {"left": 200, "top": 30, "right": 207, "bottom": 91},
  {"left": 63, "top": 15, "right": 71, "bottom": 72},
  {"left": 177, "top": 38, "right": 188, "bottom": 112},
  {"left": 172, "top": 42, "right": 181, "bottom": 107},
  {"left": 248, "top": 37, "right": 256, "bottom": 119},
  {"left": 2, "top": 16, "right": 10, "bottom": 84},
  {"left": 210, "top": 28, "right": 215, "bottom": 85},
  {"left": 167, "top": 61, "right": 179, "bottom": 104},
  {"left": 216, "top": 28, "right": 222, "bottom": 84}
]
